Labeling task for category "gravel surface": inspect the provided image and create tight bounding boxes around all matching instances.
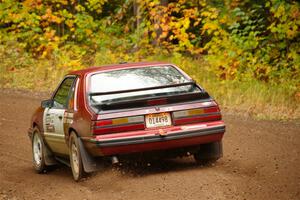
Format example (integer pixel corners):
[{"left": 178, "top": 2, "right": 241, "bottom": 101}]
[{"left": 0, "top": 89, "right": 299, "bottom": 200}]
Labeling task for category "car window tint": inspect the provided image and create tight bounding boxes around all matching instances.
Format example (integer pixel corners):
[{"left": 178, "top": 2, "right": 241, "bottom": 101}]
[{"left": 53, "top": 77, "right": 75, "bottom": 109}]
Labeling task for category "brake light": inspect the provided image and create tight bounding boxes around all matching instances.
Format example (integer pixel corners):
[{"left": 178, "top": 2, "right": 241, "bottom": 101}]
[
  {"left": 92, "top": 116, "right": 145, "bottom": 135},
  {"left": 173, "top": 105, "right": 221, "bottom": 125}
]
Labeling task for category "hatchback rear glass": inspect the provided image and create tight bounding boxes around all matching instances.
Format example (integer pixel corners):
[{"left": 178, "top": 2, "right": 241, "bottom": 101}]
[{"left": 89, "top": 65, "right": 201, "bottom": 105}]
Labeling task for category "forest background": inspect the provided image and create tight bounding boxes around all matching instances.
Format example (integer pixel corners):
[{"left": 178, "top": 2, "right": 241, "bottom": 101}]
[{"left": 0, "top": 0, "right": 299, "bottom": 120}]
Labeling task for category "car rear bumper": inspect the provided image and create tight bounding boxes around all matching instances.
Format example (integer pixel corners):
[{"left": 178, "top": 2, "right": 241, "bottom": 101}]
[{"left": 82, "top": 121, "right": 225, "bottom": 156}]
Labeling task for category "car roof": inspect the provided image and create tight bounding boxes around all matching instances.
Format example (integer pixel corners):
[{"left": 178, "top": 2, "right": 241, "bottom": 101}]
[{"left": 68, "top": 61, "right": 172, "bottom": 76}]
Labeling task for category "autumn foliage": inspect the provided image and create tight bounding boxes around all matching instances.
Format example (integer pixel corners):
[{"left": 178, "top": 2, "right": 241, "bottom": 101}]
[{"left": 0, "top": 0, "right": 299, "bottom": 119}]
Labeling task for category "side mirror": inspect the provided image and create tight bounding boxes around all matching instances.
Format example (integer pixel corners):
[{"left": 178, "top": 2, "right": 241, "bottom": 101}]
[{"left": 41, "top": 99, "right": 53, "bottom": 108}]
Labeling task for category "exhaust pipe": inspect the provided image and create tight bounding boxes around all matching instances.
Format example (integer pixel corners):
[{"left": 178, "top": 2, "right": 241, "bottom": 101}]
[{"left": 111, "top": 156, "right": 119, "bottom": 164}]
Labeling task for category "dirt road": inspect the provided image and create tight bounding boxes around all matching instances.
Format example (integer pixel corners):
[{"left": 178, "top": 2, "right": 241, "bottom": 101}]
[{"left": 0, "top": 89, "right": 299, "bottom": 200}]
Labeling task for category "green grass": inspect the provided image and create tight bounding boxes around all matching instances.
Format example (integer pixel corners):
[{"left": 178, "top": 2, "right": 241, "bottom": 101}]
[{"left": 0, "top": 49, "right": 299, "bottom": 120}]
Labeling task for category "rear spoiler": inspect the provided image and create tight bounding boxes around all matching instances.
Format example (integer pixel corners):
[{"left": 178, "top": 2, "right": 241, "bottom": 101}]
[{"left": 89, "top": 81, "right": 197, "bottom": 96}]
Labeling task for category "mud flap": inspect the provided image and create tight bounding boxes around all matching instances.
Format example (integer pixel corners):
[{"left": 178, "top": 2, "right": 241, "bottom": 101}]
[
  {"left": 43, "top": 140, "right": 58, "bottom": 166},
  {"left": 78, "top": 138, "right": 102, "bottom": 173}
]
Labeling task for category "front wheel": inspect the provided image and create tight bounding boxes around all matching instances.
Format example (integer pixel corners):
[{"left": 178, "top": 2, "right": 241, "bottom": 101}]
[
  {"left": 32, "top": 127, "right": 47, "bottom": 173},
  {"left": 69, "top": 132, "right": 85, "bottom": 181},
  {"left": 193, "top": 141, "right": 223, "bottom": 164}
]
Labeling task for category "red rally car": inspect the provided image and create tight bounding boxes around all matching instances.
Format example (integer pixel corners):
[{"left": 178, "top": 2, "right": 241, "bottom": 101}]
[{"left": 28, "top": 62, "right": 225, "bottom": 181}]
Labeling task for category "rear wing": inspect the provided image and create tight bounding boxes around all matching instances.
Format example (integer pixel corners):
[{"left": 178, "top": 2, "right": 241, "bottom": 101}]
[{"left": 89, "top": 81, "right": 198, "bottom": 96}]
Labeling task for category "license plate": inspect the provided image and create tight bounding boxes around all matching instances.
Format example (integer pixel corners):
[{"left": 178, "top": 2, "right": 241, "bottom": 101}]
[{"left": 145, "top": 113, "right": 172, "bottom": 128}]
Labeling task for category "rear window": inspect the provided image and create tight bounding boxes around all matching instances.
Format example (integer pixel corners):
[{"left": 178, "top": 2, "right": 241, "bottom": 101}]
[{"left": 89, "top": 65, "right": 200, "bottom": 105}]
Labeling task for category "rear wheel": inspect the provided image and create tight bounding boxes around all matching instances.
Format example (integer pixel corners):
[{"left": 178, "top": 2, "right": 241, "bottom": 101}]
[
  {"left": 69, "top": 132, "right": 85, "bottom": 181},
  {"left": 193, "top": 141, "right": 223, "bottom": 164},
  {"left": 32, "top": 127, "right": 47, "bottom": 173}
]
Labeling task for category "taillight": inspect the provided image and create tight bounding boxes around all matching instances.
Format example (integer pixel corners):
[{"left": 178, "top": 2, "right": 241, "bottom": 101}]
[
  {"left": 173, "top": 105, "right": 221, "bottom": 125},
  {"left": 92, "top": 116, "right": 145, "bottom": 135}
]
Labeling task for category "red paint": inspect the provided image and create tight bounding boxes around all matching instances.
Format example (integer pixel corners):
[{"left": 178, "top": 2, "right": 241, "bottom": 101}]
[
  {"left": 95, "top": 120, "right": 224, "bottom": 140},
  {"left": 204, "top": 106, "right": 219, "bottom": 113},
  {"left": 93, "top": 124, "right": 145, "bottom": 135},
  {"left": 94, "top": 120, "right": 113, "bottom": 126},
  {"left": 29, "top": 61, "right": 226, "bottom": 159},
  {"left": 147, "top": 98, "right": 168, "bottom": 106},
  {"left": 174, "top": 115, "right": 222, "bottom": 125},
  {"left": 100, "top": 133, "right": 224, "bottom": 155}
]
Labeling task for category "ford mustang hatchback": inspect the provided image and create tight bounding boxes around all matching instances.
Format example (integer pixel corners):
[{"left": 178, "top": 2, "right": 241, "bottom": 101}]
[{"left": 28, "top": 62, "right": 225, "bottom": 181}]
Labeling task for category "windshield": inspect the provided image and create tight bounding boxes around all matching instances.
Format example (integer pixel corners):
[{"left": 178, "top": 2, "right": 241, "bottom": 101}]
[{"left": 89, "top": 65, "right": 200, "bottom": 105}]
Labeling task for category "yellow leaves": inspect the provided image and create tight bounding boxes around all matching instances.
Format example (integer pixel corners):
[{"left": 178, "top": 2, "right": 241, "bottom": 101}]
[
  {"left": 201, "top": 11, "right": 211, "bottom": 18},
  {"left": 148, "top": 2, "right": 156, "bottom": 8},
  {"left": 219, "top": 17, "right": 227, "bottom": 24},
  {"left": 200, "top": 8, "right": 218, "bottom": 20},
  {"left": 66, "top": 60, "right": 82, "bottom": 70},
  {"left": 151, "top": 31, "right": 157, "bottom": 39},
  {"left": 169, "top": 34, "right": 175, "bottom": 40},
  {"left": 54, "top": 36, "right": 60, "bottom": 42},
  {"left": 199, "top": 0, "right": 206, "bottom": 7},
  {"left": 194, "top": 21, "right": 200, "bottom": 26},
  {"left": 10, "top": 13, "right": 20, "bottom": 20},
  {"left": 85, "top": 29, "right": 93, "bottom": 36},
  {"left": 66, "top": 20, "right": 74, "bottom": 28},
  {"left": 202, "top": 22, "right": 219, "bottom": 34},
  {"left": 75, "top": 5, "right": 86, "bottom": 12},
  {"left": 44, "top": 29, "right": 56, "bottom": 40},
  {"left": 211, "top": 12, "right": 218, "bottom": 20},
  {"left": 85, "top": 0, "right": 108, "bottom": 14},
  {"left": 274, "top": 4, "right": 285, "bottom": 18},
  {"left": 193, "top": 48, "right": 204, "bottom": 54},
  {"left": 287, "top": 28, "right": 297, "bottom": 39},
  {"left": 183, "top": 18, "right": 190, "bottom": 29},
  {"left": 60, "top": 0, "right": 69, "bottom": 6},
  {"left": 213, "top": 31, "right": 220, "bottom": 36}
]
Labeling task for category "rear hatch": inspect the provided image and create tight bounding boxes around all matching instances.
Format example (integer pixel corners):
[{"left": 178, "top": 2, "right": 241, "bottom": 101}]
[{"left": 88, "top": 65, "right": 222, "bottom": 135}]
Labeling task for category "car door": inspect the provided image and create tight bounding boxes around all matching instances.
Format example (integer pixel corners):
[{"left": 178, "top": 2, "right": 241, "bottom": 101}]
[{"left": 43, "top": 76, "right": 77, "bottom": 156}]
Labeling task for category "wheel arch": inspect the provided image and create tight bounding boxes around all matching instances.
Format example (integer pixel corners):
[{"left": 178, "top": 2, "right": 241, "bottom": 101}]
[
  {"left": 32, "top": 122, "right": 41, "bottom": 132},
  {"left": 67, "top": 127, "right": 79, "bottom": 145},
  {"left": 31, "top": 122, "right": 42, "bottom": 140}
]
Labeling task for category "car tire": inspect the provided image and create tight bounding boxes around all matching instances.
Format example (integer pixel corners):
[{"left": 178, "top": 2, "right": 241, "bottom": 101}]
[
  {"left": 32, "top": 127, "right": 47, "bottom": 173},
  {"left": 193, "top": 141, "right": 223, "bottom": 164},
  {"left": 69, "top": 132, "right": 85, "bottom": 181}
]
